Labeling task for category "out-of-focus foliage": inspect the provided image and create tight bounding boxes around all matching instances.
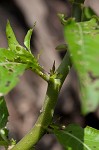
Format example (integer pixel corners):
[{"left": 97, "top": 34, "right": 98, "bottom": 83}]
[{"left": 64, "top": 17, "right": 99, "bottom": 114}]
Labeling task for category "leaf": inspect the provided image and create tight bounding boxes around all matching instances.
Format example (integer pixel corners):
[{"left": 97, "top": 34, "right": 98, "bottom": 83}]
[
  {"left": 24, "top": 29, "right": 33, "bottom": 52},
  {"left": 54, "top": 124, "right": 99, "bottom": 150},
  {"left": 0, "top": 22, "right": 43, "bottom": 96},
  {"left": 24, "top": 22, "right": 36, "bottom": 52},
  {"left": 15, "top": 46, "right": 42, "bottom": 72},
  {"left": 6, "top": 20, "right": 20, "bottom": 50},
  {"left": 0, "top": 97, "right": 9, "bottom": 129},
  {"left": 64, "top": 17, "right": 99, "bottom": 114},
  {"left": 84, "top": 126, "right": 99, "bottom": 150},
  {"left": 6, "top": 21, "right": 42, "bottom": 72},
  {"left": 83, "top": 7, "right": 95, "bottom": 20},
  {"left": 0, "top": 127, "right": 9, "bottom": 142},
  {"left": 0, "top": 48, "right": 27, "bottom": 96}
]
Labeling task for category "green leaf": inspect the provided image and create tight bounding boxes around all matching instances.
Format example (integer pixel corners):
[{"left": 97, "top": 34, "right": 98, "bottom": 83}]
[
  {"left": 83, "top": 7, "right": 95, "bottom": 20},
  {"left": 6, "top": 21, "right": 42, "bottom": 72},
  {"left": 84, "top": 126, "right": 99, "bottom": 150},
  {"left": 54, "top": 124, "right": 99, "bottom": 150},
  {"left": 0, "top": 48, "right": 27, "bottom": 95},
  {"left": 0, "top": 22, "right": 43, "bottom": 96},
  {"left": 64, "top": 17, "right": 99, "bottom": 114},
  {"left": 0, "top": 127, "right": 9, "bottom": 142},
  {"left": 0, "top": 21, "right": 45, "bottom": 97},
  {"left": 15, "top": 46, "right": 42, "bottom": 72},
  {"left": 24, "top": 22, "right": 36, "bottom": 53},
  {"left": 0, "top": 97, "right": 9, "bottom": 129},
  {"left": 24, "top": 29, "right": 33, "bottom": 52},
  {"left": 6, "top": 21, "right": 20, "bottom": 50}
]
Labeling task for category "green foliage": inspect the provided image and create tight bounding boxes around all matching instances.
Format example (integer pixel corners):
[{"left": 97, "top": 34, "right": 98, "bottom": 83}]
[
  {"left": 6, "top": 21, "right": 20, "bottom": 51},
  {"left": 0, "top": 48, "right": 27, "bottom": 95},
  {"left": 64, "top": 17, "right": 99, "bottom": 114},
  {"left": 24, "top": 22, "right": 36, "bottom": 52},
  {"left": 0, "top": 21, "right": 42, "bottom": 96},
  {"left": 0, "top": 127, "right": 9, "bottom": 143},
  {"left": 6, "top": 21, "right": 42, "bottom": 71},
  {"left": 0, "top": 97, "right": 9, "bottom": 146},
  {"left": 24, "top": 29, "right": 33, "bottom": 53},
  {"left": 0, "top": 97, "right": 9, "bottom": 129},
  {"left": 54, "top": 124, "right": 99, "bottom": 150},
  {"left": 0, "top": 1, "right": 99, "bottom": 149}
]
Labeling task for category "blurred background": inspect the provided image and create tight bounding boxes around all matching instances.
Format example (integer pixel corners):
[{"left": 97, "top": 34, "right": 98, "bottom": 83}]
[{"left": 0, "top": 0, "right": 99, "bottom": 149}]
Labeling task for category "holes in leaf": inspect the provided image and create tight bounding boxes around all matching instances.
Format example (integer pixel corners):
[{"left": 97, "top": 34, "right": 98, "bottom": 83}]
[
  {"left": 2, "top": 65, "right": 6, "bottom": 69},
  {"left": 87, "top": 102, "right": 94, "bottom": 110},
  {"left": 88, "top": 71, "right": 99, "bottom": 82},
  {"left": 8, "top": 36, "right": 11, "bottom": 39},
  {"left": 5, "top": 81, "right": 11, "bottom": 87},
  {"left": 8, "top": 68, "right": 13, "bottom": 73},
  {"left": 93, "top": 146, "right": 96, "bottom": 149}
]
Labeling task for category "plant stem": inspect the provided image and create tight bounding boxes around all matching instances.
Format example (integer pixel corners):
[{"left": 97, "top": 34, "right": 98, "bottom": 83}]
[
  {"left": 71, "top": 0, "right": 85, "bottom": 22},
  {"left": 34, "top": 69, "right": 50, "bottom": 82},
  {"left": 56, "top": 52, "right": 71, "bottom": 86},
  {"left": 11, "top": 51, "right": 71, "bottom": 150},
  {"left": 11, "top": 80, "right": 59, "bottom": 150}
]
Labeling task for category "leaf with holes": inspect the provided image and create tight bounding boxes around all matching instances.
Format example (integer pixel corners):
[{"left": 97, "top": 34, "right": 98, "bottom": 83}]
[
  {"left": 0, "top": 22, "right": 42, "bottom": 95},
  {"left": 6, "top": 21, "right": 42, "bottom": 72},
  {"left": 64, "top": 17, "right": 99, "bottom": 114},
  {"left": 15, "top": 45, "right": 42, "bottom": 72},
  {"left": 0, "top": 97, "right": 9, "bottom": 129},
  {"left": 6, "top": 20, "right": 20, "bottom": 51},
  {"left": 54, "top": 124, "right": 99, "bottom": 150},
  {"left": 0, "top": 48, "right": 27, "bottom": 96}
]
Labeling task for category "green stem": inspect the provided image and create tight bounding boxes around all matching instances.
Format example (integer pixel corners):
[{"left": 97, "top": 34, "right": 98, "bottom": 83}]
[
  {"left": 56, "top": 52, "right": 71, "bottom": 86},
  {"left": 34, "top": 69, "right": 49, "bottom": 82},
  {"left": 11, "top": 52, "right": 71, "bottom": 150},
  {"left": 71, "top": 0, "right": 85, "bottom": 21},
  {"left": 11, "top": 80, "right": 59, "bottom": 150}
]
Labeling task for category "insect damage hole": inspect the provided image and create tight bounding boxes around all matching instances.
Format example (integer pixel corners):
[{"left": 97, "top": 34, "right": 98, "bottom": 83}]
[{"left": 5, "top": 81, "right": 11, "bottom": 87}]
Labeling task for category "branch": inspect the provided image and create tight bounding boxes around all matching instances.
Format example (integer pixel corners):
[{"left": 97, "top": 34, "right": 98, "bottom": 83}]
[
  {"left": 56, "top": 52, "right": 71, "bottom": 86},
  {"left": 11, "top": 51, "right": 71, "bottom": 150}
]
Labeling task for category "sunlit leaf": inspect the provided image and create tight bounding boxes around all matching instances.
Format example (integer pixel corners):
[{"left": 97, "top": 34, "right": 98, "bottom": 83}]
[
  {"left": 24, "top": 29, "right": 33, "bottom": 52},
  {"left": 0, "top": 48, "right": 27, "bottom": 96},
  {"left": 0, "top": 127, "right": 9, "bottom": 142},
  {"left": 0, "top": 22, "right": 43, "bottom": 96},
  {"left": 24, "top": 22, "right": 36, "bottom": 52},
  {"left": 6, "top": 21, "right": 42, "bottom": 71},
  {"left": 15, "top": 46, "right": 42, "bottom": 71},
  {"left": 6, "top": 20, "right": 20, "bottom": 50}
]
